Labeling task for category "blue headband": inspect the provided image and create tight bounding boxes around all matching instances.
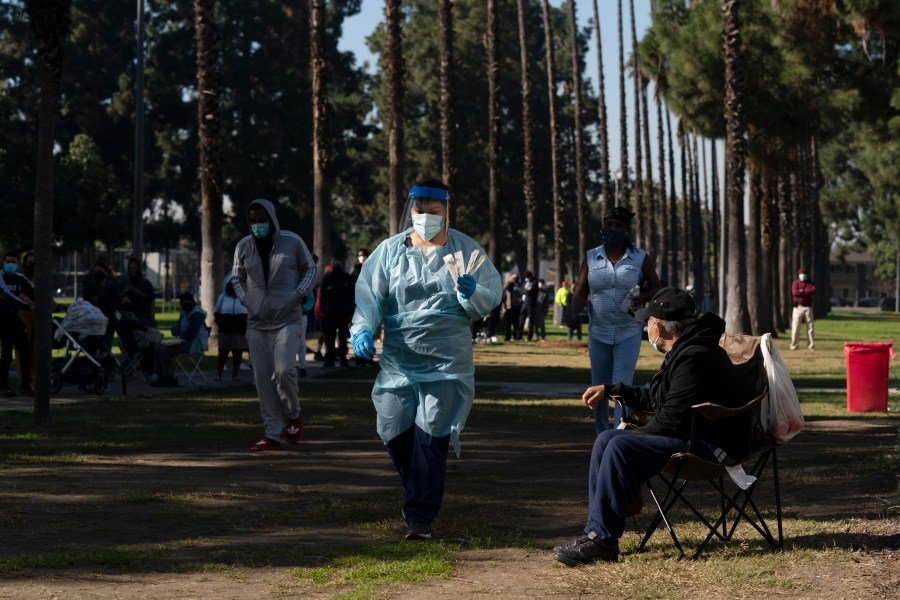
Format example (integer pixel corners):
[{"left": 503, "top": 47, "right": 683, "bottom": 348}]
[{"left": 408, "top": 186, "right": 449, "bottom": 201}]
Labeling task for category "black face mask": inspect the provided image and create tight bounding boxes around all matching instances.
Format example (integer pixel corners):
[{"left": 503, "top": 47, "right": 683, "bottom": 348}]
[
  {"left": 121, "top": 304, "right": 132, "bottom": 313},
  {"left": 94, "top": 271, "right": 106, "bottom": 282},
  {"left": 181, "top": 303, "right": 193, "bottom": 313}
]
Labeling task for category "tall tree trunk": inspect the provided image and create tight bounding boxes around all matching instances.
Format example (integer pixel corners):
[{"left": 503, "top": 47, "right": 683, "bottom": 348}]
[
  {"left": 516, "top": 0, "right": 538, "bottom": 275},
  {"left": 641, "top": 78, "right": 656, "bottom": 259},
  {"left": 655, "top": 92, "right": 668, "bottom": 285},
  {"left": 311, "top": 0, "right": 331, "bottom": 273},
  {"left": 386, "top": 0, "right": 404, "bottom": 236},
  {"left": 486, "top": 0, "right": 501, "bottom": 269},
  {"left": 439, "top": 0, "right": 456, "bottom": 226},
  {"left": 528, "top": 0, "right": 562, "bottom": 277},
  {"left": 712, "top": 138, "right": 724, "bottom": 309},
  {"left": 665, "top": 107, "right": 678, "bottom": 286},
  {"left": 617, "top": 0, "right": 629, "bottom": 202},
  {"left": 690, "top": 132, "right": 704, "bottom": 295},
  {"left": 775, "top": 172, "right": 790, "bottom": 331},
  {"left": 567, "top": 0, "right": 587, "bottom": 262},
  {"left": 195, "top": 0, "right": 223, "bottom": 337},
  {"left": 708, "top": 138, "right": 719, "bottom": 292},
  {"left": 25, "top": 0, "right": 72, "bottom": 427},
  {"left": 810, "top": 137, "right": 830, "bottom": 318},
  {"left": 759, "top": 168, "right": 775, "bottom": 333},
  {"left": 591, "top": 0, "right": 611, "bottom": 214},
  {"left": 628, "top": 0, "right": 643, "bottom": 241},
  {"left": 746, "top": 162, "right": 762, "bottom": 334},
  {"left": 679, "top": 120, "right": 689, "bottom": 287},
  {"left": 723, "top": 0, "right": 750, "bottom": 333}
]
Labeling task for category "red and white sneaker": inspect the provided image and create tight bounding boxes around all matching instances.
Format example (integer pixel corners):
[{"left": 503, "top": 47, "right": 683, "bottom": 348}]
[
  {"left": 249, "top": 437, "right": 281, "bottom": 452},
  {"left": 285, "top": 419, "right": 303, "bottom": 443}
]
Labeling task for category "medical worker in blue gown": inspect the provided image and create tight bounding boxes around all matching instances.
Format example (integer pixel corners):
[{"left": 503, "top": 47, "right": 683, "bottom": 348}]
[{"left": 351, "top": 178, "right": 502, "bottom": 541}]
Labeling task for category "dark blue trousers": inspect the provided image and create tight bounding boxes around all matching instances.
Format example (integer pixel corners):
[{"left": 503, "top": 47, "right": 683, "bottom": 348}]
[
  {"left": 586, "top": 429, "right": 689, "bottom": 540},
  {"left": 387, "top": 424, "right": 450, "bottom": 529}
]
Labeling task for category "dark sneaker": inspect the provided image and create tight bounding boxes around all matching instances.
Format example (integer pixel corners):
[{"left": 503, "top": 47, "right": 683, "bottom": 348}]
[
  {"left": 404, "top": 527, "right": 433, "bottom": 541},
  {"left": 249, "top": 437, "right": 281, "bottom": 452},
  {"left": 339, "top": 358, "right": 350, "bottom": 368},
  {"left": 552, "top": 534, "right": 591, "bottom": 554},
  {"left": 313, "top": 351, "right": 324, "bottom": 361},
  {"left": 285, "top": 419, "right": 303, "bottom": 443},
  {"left": 553, "top": 532, "right": 618, "bottom": 566}
]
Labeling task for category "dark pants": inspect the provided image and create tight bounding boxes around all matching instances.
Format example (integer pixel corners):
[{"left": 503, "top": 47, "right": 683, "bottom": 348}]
[
  {"left": 504, "top": 305, "right": 521, "bottom": 340},
  {"left": 322, "top": 314, "right": 349, "bottom": 365},
  {"left": 387, "top": 424, "right": 451, "bottom": 529},
  {"left": 0, "top": 312, "right": 30, "bottom": 389},
  {"left": 519, "top": 301, "right": 536, "bottom": 341},
  {"left": 586, "top": 429, "right": 689, "bottom": 540},
  {"left": 154, "top": 340, "right": 189, "bottom": 379}
]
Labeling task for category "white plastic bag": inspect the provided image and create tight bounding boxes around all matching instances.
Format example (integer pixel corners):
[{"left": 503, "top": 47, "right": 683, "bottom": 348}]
[{"left": 759, "top": 333, "right": 804, "bottom": 443}]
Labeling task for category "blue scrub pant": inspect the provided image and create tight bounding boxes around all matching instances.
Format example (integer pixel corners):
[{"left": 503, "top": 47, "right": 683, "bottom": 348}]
[
  {"left": 588, "top": 334, "right": 642, "bottom": 434},
  {"left": 387, "top": 425, "right": 450, "bottom": 530},
  {"left": 585, "top": 429, "right": 689, "bottom": 540}
]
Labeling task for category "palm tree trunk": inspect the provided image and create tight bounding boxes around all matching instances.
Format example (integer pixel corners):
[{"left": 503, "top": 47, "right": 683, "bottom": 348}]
[
  {"left": 439, "top": 0, "right": 456, "bottom": 226},
  {"left": 195, "top": 0, "right": 223, "bottom": 340},
  {"left": 591, "top": 0, "right": 611, "bottom": 214},
  {"left": 679, "top": 120, "right": 689, "bottom": 287},
  {"left": 386, "top": 0, "right": 404, "bottom": 236},
  {"left": 665, "top": 106, "right": 678, "bottom": 286},
  {"left": 628, "top": 0, "right": 643, "bottom": 239},
  {"left": 711, "top": 138, "right": 723, "bottom": 305},
  {"left": 487, "top": 0, "right": 501, "bottom": 269},
  {"left": 746, "top": 162, "right": 762, "bottom": 334},
  {"left": 641, "top": 77, "right": 655, "bottom": 259},
  {"left": 567, "top": 0, "right": 587, "bottom": 262},
  {"left": 723, "top": 0, "right": 750, "bottom": 333},
  {"left": 775, "top": 172, "right": 790, "bottom": 331},
  {"left": 810, "top": 137, "right": 830, "bottom": 318},
  {"left": 25, "top": 0, "right": 72, "bottom": 427},
  {"left": 516, "top": 0, "right": 538, "bottom": 275},
  {"left": 690, "top": 132, "right": 704, "bottom": 294},
  {"left": 655, "top": 92, "right": 668, "bottom": 285},
  {"left": 311, "top": 0, "right": 331, "bottom": 272},
  {"left": 542, "top": 0, "right": 563, "bottom": 299},
  {"left": 759, "top": 168, "right": 775, "bottom": 333},
  {"left": 617, "top": 0, "right": 629, "bottom": 203}
]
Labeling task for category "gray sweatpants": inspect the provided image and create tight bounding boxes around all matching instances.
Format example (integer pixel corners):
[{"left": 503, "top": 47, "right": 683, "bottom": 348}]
[{"left": 247, "top": 323, "right": 302, "bottom": 440}]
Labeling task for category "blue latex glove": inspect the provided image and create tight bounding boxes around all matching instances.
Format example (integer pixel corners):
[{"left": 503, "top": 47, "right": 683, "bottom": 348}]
[
  {"left": 457, "top": 274, "right": 477, "bottom": 299},
  {"left": 352, "top": 330, "right": 375, "bottom": 360}
]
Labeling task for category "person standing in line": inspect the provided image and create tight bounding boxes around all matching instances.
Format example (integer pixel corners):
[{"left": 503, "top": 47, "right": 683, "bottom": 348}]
[
  {"left": 518, "top": 271, "right": 539, "bottom": 341},
  {"left": 213, "top": 274, "right": 249, "bottom": 382},
  {"left": 555, "top": 280, "right": 570, "bottom": 327},
  {"left": 232, "top": 199, "right": 316, "bottom": 451},
  {"left": 350, "top": 178, "right": 502, "bottom": 541},
  {"left": 700, "top": 289, "right": 718, "bottom": 316},
  {"left": 502, "top": 273, "right": 523, "bottom": 341},
  {"left": 567, "top": 206, "right": 661, "bottom": 434},
  {"left": 0, "top": 252, "right": 33, "bottom": 396},
  {"left": 790, "top": 267, "right": 816, "bottom": 351},
  {"left": 534, "top": 279, "right": 549, "bottom": 341},
  {"left": 319, "top": 257, "right": 355, "bottom": 368},
  {"left": 83, "top": 261, "right": 120, "bottom": 349}
]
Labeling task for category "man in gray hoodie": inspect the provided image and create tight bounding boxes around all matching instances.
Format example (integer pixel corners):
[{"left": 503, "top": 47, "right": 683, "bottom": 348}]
[{"left": 232, "top": 199, "right": 317, "bottom": 451}]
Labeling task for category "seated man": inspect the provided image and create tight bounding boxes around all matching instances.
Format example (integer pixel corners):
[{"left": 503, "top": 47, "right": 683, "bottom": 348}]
[
  {"left": 554, "top": 287, "right": 745, "bottom": 566},
  {"left": 151, "top": 292, "right": 208, "bottom": 387},
  {"left": 117, "top": 294, "right": 158, "bottom": 376}
]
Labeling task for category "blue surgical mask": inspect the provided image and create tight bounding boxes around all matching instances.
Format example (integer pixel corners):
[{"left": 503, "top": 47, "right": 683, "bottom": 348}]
[
  {"left": 412, "top": 213, "right": 444, "bottom": 242},
  {"left": 602, "top": 229, "right": 627, "bottom": 247},
  {"left": 3, "top": 262, "right": 16, "bottom": 274},
  {"left": 250, "top": 223, "right": 270, "bottom": 238},
  {"left": 799, "top": 274, "right": 808, "bottom": 282},
  {"left": 648, "top": 322, "right": 663, "bottom": 353}
]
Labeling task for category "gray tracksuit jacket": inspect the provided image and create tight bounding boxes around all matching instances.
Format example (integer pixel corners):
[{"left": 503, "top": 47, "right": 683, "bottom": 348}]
[{"left": 231, "top": 199, "right": 316, "bottom": 331}]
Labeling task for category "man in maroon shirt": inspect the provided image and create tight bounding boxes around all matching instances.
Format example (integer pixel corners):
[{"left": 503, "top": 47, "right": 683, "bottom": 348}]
[{"left": 790, "top": 267, "right": 816, "bottom": 351}]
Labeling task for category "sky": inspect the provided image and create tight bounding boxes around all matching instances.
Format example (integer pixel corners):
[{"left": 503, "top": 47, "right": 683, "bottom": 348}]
[{"left": 336, "top": 0, "right": 723, "bottom": 205}]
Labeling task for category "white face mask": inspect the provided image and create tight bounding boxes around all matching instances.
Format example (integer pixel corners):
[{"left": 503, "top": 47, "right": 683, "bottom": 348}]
[
  {"left": 412, "top": 213, "right": 444, "bottom": 242},
  {"left": 799, "top": 274, "right": 808, "bottom": 282},
  {"left": 648, "top": 321, "right": 663, "bottom": 353}
]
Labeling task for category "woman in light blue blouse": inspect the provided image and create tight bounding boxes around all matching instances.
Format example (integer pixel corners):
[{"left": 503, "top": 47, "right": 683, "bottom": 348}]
[{"left": 568, "top": 206, "right": 661, "bottom": 434}]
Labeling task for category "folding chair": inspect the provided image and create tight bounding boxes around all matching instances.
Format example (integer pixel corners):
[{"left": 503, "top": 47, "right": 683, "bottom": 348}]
[
  {"left": 635, "top": 332, "right": 784, "bottom": 559},
  {"left": 176, "top": 348, "right": 210, "bottom": 386}
]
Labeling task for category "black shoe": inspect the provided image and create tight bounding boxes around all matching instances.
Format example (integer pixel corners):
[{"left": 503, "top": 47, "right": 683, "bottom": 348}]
[
  {"left": 339, "top": 358, "right": 350, "bottom": 368},
  {"left": 18, "top": 385, "right": 33, "bottom": 397},
  {"left": 3, "top": 388, "right": 15, "bottom": 397},
  {"left": 298, "top": 368, "right": 307, "bottom": 378},
  {"left": 314, "top": 351, "right": 324, "bottom": 361},
  {"left": 553, "top": 532, "right": 618, "bottom": 566}
]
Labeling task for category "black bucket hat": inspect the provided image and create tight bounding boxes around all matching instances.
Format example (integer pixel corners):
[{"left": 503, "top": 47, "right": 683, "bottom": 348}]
[{"left": 603, "top": 206, "right": 635, "bottom": 224}]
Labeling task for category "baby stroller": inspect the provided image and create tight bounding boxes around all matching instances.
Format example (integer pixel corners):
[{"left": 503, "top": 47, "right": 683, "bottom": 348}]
[{"left": 51, "top": 300, "right": 124, "bottom": 395}]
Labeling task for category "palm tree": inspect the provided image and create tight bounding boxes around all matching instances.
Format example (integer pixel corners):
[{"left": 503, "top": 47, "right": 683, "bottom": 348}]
[
  {"left": 386, "top": 0, "right": 404, "bottom": 236},
  {"left": 25, "top": 0, "right": 73, "bottom": 427},
  {"left": 311, "top": 0, "right": 331, "bottom": 272},
  {"left": 194, "top": 0, "right": 223, "bottom": 337},
  {"left": 487, "top": 0, "right": 501, "bottom": 268},
  {"left": 516, "top": 0, "right": 538, "bottom": 274},
  {"left": 439, "top": 0, "right": 455, "bottom": 225},
  {"left": 567, "top": 0, "right": 587, "bottom": 262},
  {"left": 591, "top": 0, "right": 611, "bottom": 214},
  {"left": 690, "top": 131, "right": 704, "bottom": 294},
  {"left": 617, "top": 0, "right": 629, "bottom": 204},
  {"left": 655, "top": 92, "right": 668, "bottom": 285},
  {"left": 665, "top": 106, "right": 679, "bottom": 286},
  {"left": 723, "top": 0, "right": 750, "bottom": 333},
  {"left": 541, "top": 0, "right": 563, "bottom": 295}
]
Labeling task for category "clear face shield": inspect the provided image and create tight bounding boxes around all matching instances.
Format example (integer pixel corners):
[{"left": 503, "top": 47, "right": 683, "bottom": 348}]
[{"left": 399, "top": 185, "right": 451, "bottom": 242}]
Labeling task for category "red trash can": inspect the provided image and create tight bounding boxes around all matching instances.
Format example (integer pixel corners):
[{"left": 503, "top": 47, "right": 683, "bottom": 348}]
[{"left": 844, "top": 342, "right": 895, "bottom": 412}]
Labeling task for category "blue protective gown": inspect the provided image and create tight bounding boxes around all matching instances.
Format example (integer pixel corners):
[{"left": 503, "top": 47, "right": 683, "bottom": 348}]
[{"left": 350, "top": 229, "right": 502, "bottom": 457}]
